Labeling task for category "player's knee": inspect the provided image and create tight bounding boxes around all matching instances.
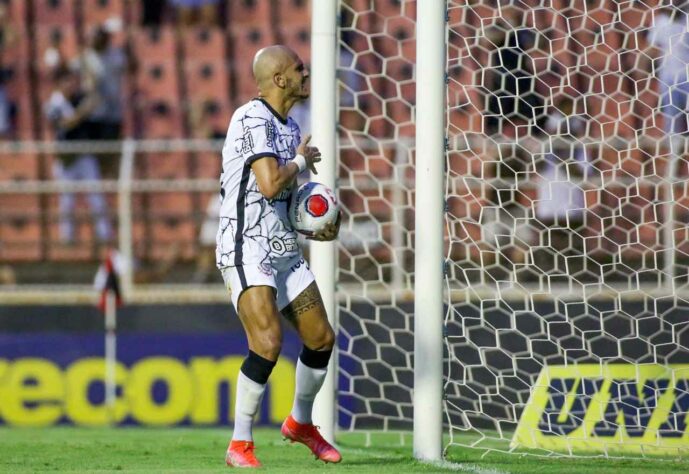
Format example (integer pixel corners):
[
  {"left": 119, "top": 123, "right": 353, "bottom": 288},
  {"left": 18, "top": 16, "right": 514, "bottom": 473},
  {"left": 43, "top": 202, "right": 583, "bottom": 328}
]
[
  {"left": 309, "top": 325, "right": 335, "bottom": 351},
  {"left": 252, "top": 330, "right": 282, "bottom": 360}
]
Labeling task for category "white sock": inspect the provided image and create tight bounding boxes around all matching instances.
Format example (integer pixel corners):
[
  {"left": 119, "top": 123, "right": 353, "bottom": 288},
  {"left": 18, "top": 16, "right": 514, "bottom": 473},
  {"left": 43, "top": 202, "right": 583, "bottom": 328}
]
[
  {"left": 232, "top": 371, "right": 267, "bottom": 442},
  {"left": 291, "top": 359, "right": 328, "bottom": 425}
]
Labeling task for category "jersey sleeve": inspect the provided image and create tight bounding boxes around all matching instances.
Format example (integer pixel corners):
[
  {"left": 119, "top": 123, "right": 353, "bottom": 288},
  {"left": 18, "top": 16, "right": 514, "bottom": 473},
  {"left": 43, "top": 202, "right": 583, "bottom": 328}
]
[{"left": 235, "top": 113, "right": 278, "bottom": 166}]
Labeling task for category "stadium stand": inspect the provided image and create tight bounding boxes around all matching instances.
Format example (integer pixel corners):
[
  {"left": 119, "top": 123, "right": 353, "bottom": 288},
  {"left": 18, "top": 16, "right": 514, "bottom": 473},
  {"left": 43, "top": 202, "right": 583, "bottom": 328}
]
[
  {"left": 0, "top": 0, "right": 682, "bottom": 276},
  {"left": 226, "top": 0, "right": 273, "bottom": 27},
  {"left": 32, "top": 0, "right": 77, "bottom": 26}
]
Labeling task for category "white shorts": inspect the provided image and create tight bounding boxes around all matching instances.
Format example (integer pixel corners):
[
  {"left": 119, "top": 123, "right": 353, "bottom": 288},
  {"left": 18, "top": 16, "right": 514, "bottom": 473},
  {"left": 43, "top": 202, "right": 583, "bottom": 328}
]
[{"left": 220, "top": 255, "right": 316, "bottom": 312}]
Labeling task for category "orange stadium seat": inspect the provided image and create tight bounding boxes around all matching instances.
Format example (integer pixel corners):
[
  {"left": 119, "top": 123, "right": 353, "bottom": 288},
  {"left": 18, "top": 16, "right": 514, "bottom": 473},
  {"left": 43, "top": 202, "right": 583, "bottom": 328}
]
[
  {"left": 136, "top": 69, "right": 176, "bottom": 98},
  {"left": 81, "top": 0, "right": 125, "bottom": 29},
  {"left": 372, "top": 0, "right": 415, "bottom": 19},
  {"left": 183, "top": 60, "right": 231, "bottom": 103},
  {"left": 0, "top": 195, "right": 42, "bottom": 262},
  {"left": 148, "top": 192, "right": 196, "bottom": 259},
  {"left": 383, "top": 15, "right": 415, "bottom": 60},
  {"left": 279, "top": 24, "right": 310, "bottom": 65},
  {"left": 140, "top": 152, "right": 190, "bottom": 179},
  {"left": 188, "top": 99, "right": 231, "bottom": 139},
  {"left": 130, "top": 27, "right": 176, "bottom": 62},
  {"left": 2, "top": 28, "right": 34, "bottom": 139},
  {"left": 0, "top": 153, "right": 40, "bottom": 181},
  {"left": 274, "top": 0, "right": 310, "bottom": 26},
  {"left": 133, "top": 45, "right": 183, "bottom": 138},
  {"left": 138, "top": 100, "right": 185, "bottom": 138},
  {"left": 195, "top": 151, "right": 222, "bottom": 178},
  {"left": 181, "top": 27, "right": 226, "bottom": 61},
  {"left": 34, "top": 26, "right": 79, "bottom": 74},
  {"left": 231, "top": 26, "right": 276, "bottom": 103},
  {"left": 32, "top": 0, "right": 77, "bottom": 25},
  {"left": 226, "top": 0, "right": 273, "bottom": 28},
  {"left": 5, "top": 0, "right": 26, "bottom": 27}
]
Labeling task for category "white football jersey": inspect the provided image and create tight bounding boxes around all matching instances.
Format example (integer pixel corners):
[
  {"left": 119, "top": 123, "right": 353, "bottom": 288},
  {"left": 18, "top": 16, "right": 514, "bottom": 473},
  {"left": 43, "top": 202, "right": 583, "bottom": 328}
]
[{"left": 216, "top": 98, "right": 302, "bottom": 271}]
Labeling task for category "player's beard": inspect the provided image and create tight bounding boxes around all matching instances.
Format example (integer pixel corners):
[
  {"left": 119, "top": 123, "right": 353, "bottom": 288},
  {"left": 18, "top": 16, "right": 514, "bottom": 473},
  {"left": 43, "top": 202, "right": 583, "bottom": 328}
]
[{"left": 298, "top": 76, "right": 310, "bottom": 100}]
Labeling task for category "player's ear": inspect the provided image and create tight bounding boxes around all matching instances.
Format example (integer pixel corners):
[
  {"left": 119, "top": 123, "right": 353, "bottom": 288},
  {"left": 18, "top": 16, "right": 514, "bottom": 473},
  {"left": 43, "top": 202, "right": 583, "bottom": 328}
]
[{"left": 274, "top": 72, "right": 286, "bottom": 89}]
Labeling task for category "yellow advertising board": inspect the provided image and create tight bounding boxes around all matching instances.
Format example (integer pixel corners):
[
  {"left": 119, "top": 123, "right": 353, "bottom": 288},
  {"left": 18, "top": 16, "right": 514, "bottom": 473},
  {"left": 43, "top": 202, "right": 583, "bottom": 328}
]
[
  {"left": 512, "top": 364, "right": 689, "bottom": 455},
  {"left": 0, "top": 356, "right": 295, "bottom": 427}
]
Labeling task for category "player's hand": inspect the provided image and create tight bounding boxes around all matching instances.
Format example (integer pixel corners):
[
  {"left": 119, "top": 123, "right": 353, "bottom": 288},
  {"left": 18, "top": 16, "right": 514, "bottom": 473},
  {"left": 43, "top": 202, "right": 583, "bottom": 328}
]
[
  {"left": 308, "top": 211, "right": 341, "bottom": 242},
  {"left": 297, "top": 134, "right": 322, "bottom": 174}
]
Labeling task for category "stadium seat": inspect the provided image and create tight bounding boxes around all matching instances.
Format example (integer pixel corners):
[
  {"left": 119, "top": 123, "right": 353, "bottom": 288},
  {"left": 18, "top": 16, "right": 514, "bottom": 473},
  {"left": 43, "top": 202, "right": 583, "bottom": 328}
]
[
  {"left": 148, "top": 192, "right": 196, "bottom": 259},
  {"left": 81, "top": 0, "right": 125, "bottom": 29},
  {"left": 274, "top": 0, "right": 309, "bottom": 26},
  {"left": 383, "top": 15, "right": 415, "bottom": 60},
  {"left": 130, "top": 27, "right": 176, "bottom": 62},
  {"left": 0, "top": 153, "right": 40, "bottom": 181},
  {"left": 140, "top": 152, "right": 190, "bottom": 179},
  {"left": 133, "top": 48, "right": 183, "bottom": 138},
  {"left": 136, "top": 60, "right": 179, "bottom": 102},
  {"left": 6, "top": 0, "right": 27, "bottom": 24},
  {"left": 387, "top": 99, "right": 413, "bottom": 138},
  {"left": 279, "top": 24, "right": 311, "bottom": 65},
  {"left": 32, "top": 0, "right": 77, "bottom": 26},
  {"left": 226, "top": 0, "right": 273, "bottom": 28},
  {"left": 230, "top": 26, "right": 276, "bottom": 103},
  {"left": 0, "top": 195, "right": 42, "bottom": 262},
  {"left": 195, "top": 151, "right": 222, "bottom": 178},
  {"left": 181, "top": 27, "right": 226, "bottom": 61},
  {"left": 2, "top": 28, "right": 35, "bottom": 139},
  {"left": 34, "top": 26, "right": 79, "bottom": 74},
  {"left": 188, "top": 99, "right": 231, "bottom": 139},
  {"left": 183, "top": 61, "right": 231, "bottom": 104},
  {"left": 138, "top": 99, "right": 185, "bottom": 139}
]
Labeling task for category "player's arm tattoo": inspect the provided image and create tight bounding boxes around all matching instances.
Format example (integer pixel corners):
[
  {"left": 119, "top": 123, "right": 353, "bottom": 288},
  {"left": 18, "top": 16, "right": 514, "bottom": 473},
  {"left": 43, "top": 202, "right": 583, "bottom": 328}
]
[{"left": 281, "top": 282, "right": 325, "bottom": 322}]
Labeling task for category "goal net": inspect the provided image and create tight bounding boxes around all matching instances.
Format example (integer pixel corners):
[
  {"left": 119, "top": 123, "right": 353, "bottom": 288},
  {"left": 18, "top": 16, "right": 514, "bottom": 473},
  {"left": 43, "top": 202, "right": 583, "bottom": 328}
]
[{"left": 336, "top": 0, "right": 689, "bottom": 458}]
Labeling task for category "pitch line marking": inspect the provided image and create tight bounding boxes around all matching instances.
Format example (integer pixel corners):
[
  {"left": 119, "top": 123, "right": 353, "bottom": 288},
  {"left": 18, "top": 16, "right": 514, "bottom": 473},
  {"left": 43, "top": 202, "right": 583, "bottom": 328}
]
[{"left": 339, "top": 447, "right": 511, "bottom": 474}]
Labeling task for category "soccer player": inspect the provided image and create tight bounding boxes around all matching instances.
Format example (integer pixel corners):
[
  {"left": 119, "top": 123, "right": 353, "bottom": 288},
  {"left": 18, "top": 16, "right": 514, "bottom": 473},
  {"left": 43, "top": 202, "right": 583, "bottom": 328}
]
[{"left": 218, "top": 45, "right": 341, "bottom": 468}]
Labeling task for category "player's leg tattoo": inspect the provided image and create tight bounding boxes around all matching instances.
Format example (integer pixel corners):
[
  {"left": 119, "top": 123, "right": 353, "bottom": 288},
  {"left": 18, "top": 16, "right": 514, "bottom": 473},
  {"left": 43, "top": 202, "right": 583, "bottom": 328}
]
[{"left": 281, "top": 281, "right": 324, "bottom": 323}]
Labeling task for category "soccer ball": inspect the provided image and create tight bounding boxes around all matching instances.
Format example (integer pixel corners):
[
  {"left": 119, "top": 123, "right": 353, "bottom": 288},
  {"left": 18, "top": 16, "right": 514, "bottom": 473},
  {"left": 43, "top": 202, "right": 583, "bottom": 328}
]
[{"left": 289, "top": 182, "right": 339, "bottom": 236}]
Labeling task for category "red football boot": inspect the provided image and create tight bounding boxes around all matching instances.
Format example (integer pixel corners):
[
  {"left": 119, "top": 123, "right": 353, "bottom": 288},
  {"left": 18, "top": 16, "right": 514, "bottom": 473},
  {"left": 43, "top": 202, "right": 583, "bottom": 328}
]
[
  {"left": 281, "top": 415, "right": 342, "bottom": 463},
  {"left": 225, "top": 440, "right": 261, "bottom": 468}
]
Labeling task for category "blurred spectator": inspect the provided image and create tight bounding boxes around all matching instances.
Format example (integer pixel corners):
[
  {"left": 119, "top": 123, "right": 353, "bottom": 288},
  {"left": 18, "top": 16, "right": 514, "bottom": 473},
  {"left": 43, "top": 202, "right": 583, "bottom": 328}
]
[
  {"left": 536, "top": 98, "right": 587, "bottom": 229},
  {"left": 648, "top": 4, "right": 689, "bottom": 135},
  {"left": 0, "top": 2, "right": 17, "bottom": 137},
  {"left": 171, "top": 0, "right": 219, "bottom": 28},
  {"left": 484, "top": 7, "right": 546, "bottom": 138},
  {"left": 44, "top": 66, "right": 112, "bottom": 244},
  {"left": 74, "top": 25, "right": 132, "bottom": 178},
  {"left": 76, "top": 26, "right": 127, "bottom": 141}
]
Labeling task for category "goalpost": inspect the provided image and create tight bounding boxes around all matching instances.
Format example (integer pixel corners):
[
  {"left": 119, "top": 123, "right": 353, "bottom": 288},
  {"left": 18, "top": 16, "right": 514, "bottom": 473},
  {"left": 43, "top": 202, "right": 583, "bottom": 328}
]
[{"left": 314, "top": 0, "right": 689, "bottom": 463}]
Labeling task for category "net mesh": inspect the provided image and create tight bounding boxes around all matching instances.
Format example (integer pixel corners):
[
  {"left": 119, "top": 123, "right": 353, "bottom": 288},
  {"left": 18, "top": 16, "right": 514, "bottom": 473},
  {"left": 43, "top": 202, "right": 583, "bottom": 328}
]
[{"left": 336, "top": 0, "right": 689, "bottom": 458}]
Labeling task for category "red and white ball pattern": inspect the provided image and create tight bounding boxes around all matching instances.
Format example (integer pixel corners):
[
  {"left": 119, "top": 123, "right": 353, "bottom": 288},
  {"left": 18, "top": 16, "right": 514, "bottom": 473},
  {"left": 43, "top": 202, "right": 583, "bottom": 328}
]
[{"left": 289, "top": 182, "right": 339, "bottom": 236}]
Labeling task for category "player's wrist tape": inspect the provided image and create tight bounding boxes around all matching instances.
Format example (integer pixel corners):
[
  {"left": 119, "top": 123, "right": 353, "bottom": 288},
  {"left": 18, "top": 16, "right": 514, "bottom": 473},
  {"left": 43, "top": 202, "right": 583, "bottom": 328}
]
[{"left": 293, "top": 154, "right": 307, "bottom": 173}]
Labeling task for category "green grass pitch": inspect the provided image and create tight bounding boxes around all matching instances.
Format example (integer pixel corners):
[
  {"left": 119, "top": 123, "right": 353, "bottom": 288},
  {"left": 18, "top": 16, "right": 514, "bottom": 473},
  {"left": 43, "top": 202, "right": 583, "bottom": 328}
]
[{"left": 0, "top": 427, "right": 686, "bottom": 473}]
